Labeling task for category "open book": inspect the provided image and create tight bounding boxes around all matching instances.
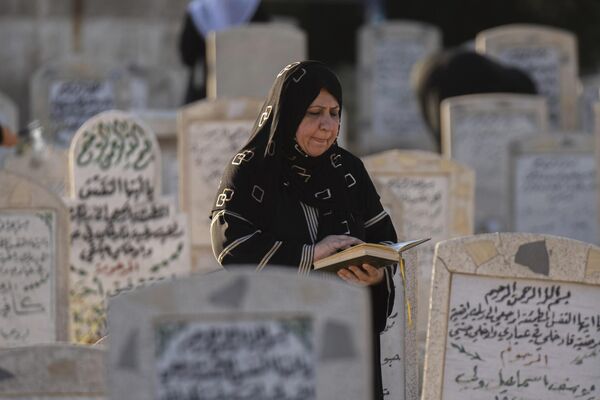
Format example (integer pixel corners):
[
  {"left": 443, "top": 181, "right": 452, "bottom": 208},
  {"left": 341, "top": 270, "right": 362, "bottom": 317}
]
[{"left": 313, "top": 238, "right": 431, "bottom": 274}]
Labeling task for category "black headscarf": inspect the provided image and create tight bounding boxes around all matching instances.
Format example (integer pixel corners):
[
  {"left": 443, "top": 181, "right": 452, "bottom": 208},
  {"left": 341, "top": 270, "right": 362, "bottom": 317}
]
[{"left": 212, "top": 61, "right": 362, "bottom": 239}]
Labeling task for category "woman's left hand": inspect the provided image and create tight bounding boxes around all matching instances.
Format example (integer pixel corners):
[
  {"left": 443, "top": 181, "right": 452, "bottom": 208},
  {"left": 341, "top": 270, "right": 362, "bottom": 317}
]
[{"left": 337, "top": 263, "right": 384, "bottom": 287}]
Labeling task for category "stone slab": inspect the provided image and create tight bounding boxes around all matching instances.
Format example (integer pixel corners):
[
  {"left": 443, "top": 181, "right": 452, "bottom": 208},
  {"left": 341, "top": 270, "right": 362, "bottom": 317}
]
[
  {"left": 423, "top": 233, "right": 600, "bottom": 400},
  {"left": 0, "top": 170, "right": 69, "bottom": 346},
  {"left": 107, "top": 268, "right": 373, "bottom": 400}
]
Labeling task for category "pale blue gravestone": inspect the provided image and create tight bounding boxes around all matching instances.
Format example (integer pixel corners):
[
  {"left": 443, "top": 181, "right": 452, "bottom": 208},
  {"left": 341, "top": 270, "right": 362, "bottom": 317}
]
[
  {"left": 30, "top": 55, "right": 132, "bottom": 147},
  {"left": 423, "top": 233, "right": 600, "bottom": 400},
  {"left": 107, "top": 268, "right": 374, "bottom": 400},
  {"left": 0, "top": 170, "right": 70, "bottom": 346},
  {"left": 0, "top": 343, "right": 107, "bottom": 399}
]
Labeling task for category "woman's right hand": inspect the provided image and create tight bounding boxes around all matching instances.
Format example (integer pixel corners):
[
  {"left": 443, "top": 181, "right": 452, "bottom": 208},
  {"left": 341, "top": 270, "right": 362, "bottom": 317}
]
[{"left": 313, "top": 235, "right": 363, "bottom": 261}]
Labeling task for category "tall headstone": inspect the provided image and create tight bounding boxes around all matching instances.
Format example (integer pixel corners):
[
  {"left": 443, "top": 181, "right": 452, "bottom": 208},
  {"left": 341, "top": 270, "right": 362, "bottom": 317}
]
[
  {"left": 30, "top": 55, "right": 133, "bottom": 147},
  {"left": 476, "top": 24, "right": 578, "bottom": 130},
  {"left": 67, "top": 110, "right": 191, "bottom": 343},
  {"left": 441, "top": 93, "right": 548, "bottom": 232},
  {"left": 357, "top": 21, "right": 441, "bottom": 154},
  {"left": 0, "top": 344, "right": 106, "bottom": 399},
  {"left": 510, "top": 133, "right": 597, "bottom": 244},
  {"left": 107, "top": 269, "right": 374, "bottom": 400},
  {"left": 362, "top": 149, "right": 474, "bottom": 373},
  {"left": 206, "top": 23, "right": 307, "bottom": 99},
  {"left": 178, "top": 98, "right": 263, "bottom": 272},
  {"left": 0, "top": 171, "right": 69, "bottom": 346},
  {"left": 423, "top": 233, "right": 600, "bottom": 400}
]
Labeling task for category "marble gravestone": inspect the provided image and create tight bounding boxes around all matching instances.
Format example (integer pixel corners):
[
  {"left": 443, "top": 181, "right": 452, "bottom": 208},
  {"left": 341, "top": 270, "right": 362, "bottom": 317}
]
[
  {"left": 206, "top": 24, "right": 307, "bottom": 99},
  {"left": 67, "top": 110, "right": 191, "bottom": 343},
  {"left": 510, "top": 134, "right": 597, "bottom": 244},
  {"left": 178, "top": 98, "right": 263, "bottom": 272},
  {"left": 362, "top": 150, "right": 474, "bottom": 374},
  {"left": 357, "top": 21, "right": 441, "bottom": 154},
  {"left": 107, "top": 269, "right": 374, "bottom": 400},
  {"left": 423, "top": 233, "right": 600, "bottom": 400},
  {"left": 476, "top": 24, "right": 578, "bottom": 131},
  {"left": 441, "top": 93, "right": 548, "bottom": 233},
  {"left": 0, "top": 171, "right": 69, "bottom": 346},
  {"left": 0, "top": 343, "right": 107, "bottom": 399},
  {"left": 30, "top": 55, "right": 133, "bottom": 147}
]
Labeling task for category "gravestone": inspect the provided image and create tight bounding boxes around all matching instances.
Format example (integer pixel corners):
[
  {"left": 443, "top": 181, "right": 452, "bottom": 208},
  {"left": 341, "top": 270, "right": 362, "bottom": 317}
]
[
  {"left": 178, "top": 98, "right": 263, "bottom": 272},
  {"left": 206, "top": 23, "right": 307, "bottom": 99},
  {"left": 423, "top": 232, "right": 600, "bottom": 400},
  {"left": 510, "top": 133, "right": 597, "bottom": 244},
  {"left": 30, "top": 55, "right": 133, "bottom": 147},
  {"left": 357, "top": 21, "right": 441, "bottom": 154},
  {"left": 362, "top": 149, "right": 474, "bottom": 375},
  {"left": 136, "top": 109, "right": 179, "bottom": 200},
  {"left": 0, "top": 343, "right": 106, "bottom": 399},
  {"left": 441, "top": 93, "right": 548, "bottom": 232},
  {"left": 68, "top": 110, "right": 191, "bottom": 343},
  {"left": 476, "top": 24, "right": 578, "bottom": 130},
  {"left": 0, "top": 170, "right": 69, "bottom": 346},
  {"left": 107, "top": 269, "right": 374, "bottom": 400},
  {"left": 380, "top": 250, "right": 419, "bottom": 400}
]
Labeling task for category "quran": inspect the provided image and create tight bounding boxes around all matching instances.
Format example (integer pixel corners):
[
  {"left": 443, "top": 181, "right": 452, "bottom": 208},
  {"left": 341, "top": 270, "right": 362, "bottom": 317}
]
[{"left": 313, "top": 238, "right": 430, "bottom": 274}]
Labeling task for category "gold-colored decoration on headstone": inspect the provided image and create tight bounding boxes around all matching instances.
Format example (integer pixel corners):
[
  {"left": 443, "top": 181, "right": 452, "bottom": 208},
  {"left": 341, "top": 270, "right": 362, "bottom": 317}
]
[
  {"left": 585, "top": 247, "right": 600, "bottom": 276},
  {"left": 464, "top": 240, "right": 498, "bottom": 267}
]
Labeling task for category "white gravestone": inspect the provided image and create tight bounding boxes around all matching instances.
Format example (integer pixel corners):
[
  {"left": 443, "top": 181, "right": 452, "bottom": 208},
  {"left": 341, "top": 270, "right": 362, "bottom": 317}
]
[
  {"left": 362, "top": 149, "right": 474, "bottom": 379},
  {"left": 476, "top": 24, "right": 578, "bottom": 131},
  {"left": 441, "top": 93, "right": 548, "bottom": 232},
  {"left": 0, "top": 343, "right": 106, "bottom": 399},
  {"left": 68, "top": 110, "right": 191, "bottom": 343},
  {"left": 107, "top": 269, "right": 373, "bottom": 400},
  {"left": 0, "top": 170, "right": 69, "bottom": 346},
  {"left": 510, "top": 134, "right": 597, "bottom": 244},
  {"left": 357, "top": 21, "right": 441, "bottom": 154},
  {"left": 423, "top": 233, "right": 600, "bottom": 400},
  {"left": 30, "top": 55, "right": 133, "bottom": 147},
  {"left": 178, "top": 98, "right": 263, "bottom": 271},
  {"left": 206, "top": 23, "right": 307, "bottom": 99}
]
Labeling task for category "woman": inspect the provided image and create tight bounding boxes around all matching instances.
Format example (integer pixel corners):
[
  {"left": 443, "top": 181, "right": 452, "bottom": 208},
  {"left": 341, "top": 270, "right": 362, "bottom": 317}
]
[{"left": 210, "top": 61, "right": 396, "bottom": 399}]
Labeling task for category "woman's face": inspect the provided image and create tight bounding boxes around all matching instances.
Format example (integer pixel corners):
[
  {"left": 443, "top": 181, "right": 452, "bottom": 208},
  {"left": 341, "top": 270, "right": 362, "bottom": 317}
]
[{"left": 295, "top": 89, "right": 340, "bottom": 157}]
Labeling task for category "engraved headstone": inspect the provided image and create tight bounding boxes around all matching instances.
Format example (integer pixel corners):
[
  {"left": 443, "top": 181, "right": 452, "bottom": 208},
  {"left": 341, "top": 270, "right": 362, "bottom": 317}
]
[
  {"left": 510, "top": 134, "right": 597, "bottom": 243},
  {"left": 357, "top": 21, "right": 441, "bottom": 154},
  {"left": 30, "top": 55, "right": 133, "bottom": 147},
  {"left": 68, "top": 110, "right": 191, "bottom": 343},
  {"left": 206, "top": 23, "right": 307, "bottom": 99},
  {"left": 362, "top": 149, "right": 474, "bottom": 375},
  {"left": 107, "top": 269, "right": 373, "bottom": 400},
  {"left": 476, "top": 24, "right": 578, "bottom": 130},
  {"left": 178, "top": 98, "right": 263, "bottom": 271},
  {"left": 441, "top": 93, "right": 548, "bottom": 232},
  {"left": 423, "top": 233, "right": 600, "bottom": 400},
  {"left": 0, "top": 343, "right": 106, "bottom": 399},
  {"left": 0, "top": 171, "right": 69, "bottom": 346}
]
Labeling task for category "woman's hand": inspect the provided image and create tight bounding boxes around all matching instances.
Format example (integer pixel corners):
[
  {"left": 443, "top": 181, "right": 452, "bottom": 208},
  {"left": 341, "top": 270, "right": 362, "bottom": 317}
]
[
  {"left": 313, "top": 235, "right": 363, "bottom": 261},
  {"left": 337, "top": 264, "right": 384, "bottom": 287}
]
